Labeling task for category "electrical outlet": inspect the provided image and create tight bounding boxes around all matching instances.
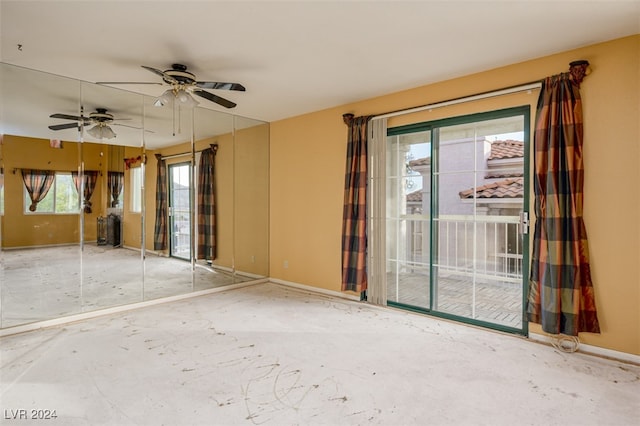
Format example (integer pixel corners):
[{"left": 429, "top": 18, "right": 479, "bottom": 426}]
[
  {"left": 284, "top": 260, "right": 289, "bottom": 269},
  {"left": 251, "top": 255, "right": 255, "bottom": 263}
]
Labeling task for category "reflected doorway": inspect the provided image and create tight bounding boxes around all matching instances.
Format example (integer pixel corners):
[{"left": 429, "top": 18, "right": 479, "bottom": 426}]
[{"left": 168, "top": 163, "right": 192, "bottom": 261}]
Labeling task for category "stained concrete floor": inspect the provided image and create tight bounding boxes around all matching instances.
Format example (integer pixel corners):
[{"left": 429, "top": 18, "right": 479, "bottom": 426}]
[{"left": 1, "top": 283, "right": 639, "bottom": 425}]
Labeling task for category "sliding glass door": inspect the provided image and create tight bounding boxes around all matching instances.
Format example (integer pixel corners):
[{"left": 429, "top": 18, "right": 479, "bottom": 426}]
[
  {"left": 168, "top": 163, "right": 192, "bottom": 261},
  {"left": 386, "top": 129, "right": 432, "bottom": 309},
  {"left": 385, "top": 107, "right": 530, "bottom": 333}
]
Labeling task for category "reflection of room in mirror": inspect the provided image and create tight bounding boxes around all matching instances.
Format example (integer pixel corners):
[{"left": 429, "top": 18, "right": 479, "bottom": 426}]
[
  {"left": 1, "top": 245, "right": 253, "bottom": 328},
  {"left": 0, "top": 62, "right": 269, "bottom": 331}
]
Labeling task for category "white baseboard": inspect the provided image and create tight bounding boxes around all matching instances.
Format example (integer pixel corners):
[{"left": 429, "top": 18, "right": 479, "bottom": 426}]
[
  {"left": 529, "top": 333, "right": 640, "bottom": 365},
  {"left": 268, "top": 278, "right": 361, "bottom": 301}
]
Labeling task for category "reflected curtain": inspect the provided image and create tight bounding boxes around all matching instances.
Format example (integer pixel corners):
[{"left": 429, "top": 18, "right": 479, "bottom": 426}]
[
  {"left": 107, "top": 171, "right": 124, "bottom": 208},
  {"left": 154, "top": 154, "right": 168, "bottom": 251},
  {"left": 21, "top": 169, "right": 55, "bottom": 212},
  {"left": 528, "top": 68, "right": 600, "bottom": 336},
  {"left": 71, "top": 170, "right": 99, "bottom": 213},
  {"left": 341, "top": 114, "right": 371, "bottom": 293},
  {"left": 197, "top": 146, "right": 217, "bottom": 260}
]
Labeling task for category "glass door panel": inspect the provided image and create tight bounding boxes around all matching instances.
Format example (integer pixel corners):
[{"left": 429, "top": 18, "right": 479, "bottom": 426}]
[
  {"left": 385, "top": 131, "right": 431, "bottom": 309},
  {"left": 433, "top": 114, "right": 527, "bottom": 330},
  {"left": 169, "top": 163, "right": 191, "bottom": 261}
]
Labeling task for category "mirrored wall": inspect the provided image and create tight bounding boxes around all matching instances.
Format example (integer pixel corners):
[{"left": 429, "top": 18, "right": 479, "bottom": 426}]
[{"left": 0, "top": 62, "right": 269, "bottom": 329}]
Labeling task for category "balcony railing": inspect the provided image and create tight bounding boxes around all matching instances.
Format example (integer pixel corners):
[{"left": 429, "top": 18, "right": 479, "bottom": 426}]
[{"left": 401, "top": 214, "right": 523, "bottom": 283}]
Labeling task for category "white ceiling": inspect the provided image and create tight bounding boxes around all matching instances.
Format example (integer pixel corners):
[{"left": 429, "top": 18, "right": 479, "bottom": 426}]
[{"left": 1, "top": 0, "right": 639, "bottom": 124}]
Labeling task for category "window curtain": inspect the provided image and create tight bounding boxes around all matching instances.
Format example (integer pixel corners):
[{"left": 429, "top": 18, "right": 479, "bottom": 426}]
[
  {"left": 528, "top": 62, "right": 600, "bottom": 336},
  {"left": 197, "top": 146, "right": 217, "bottom": 260},
  {"left": 341, "top": 114, "right": 372, "bottom": 293},
  {"left": 154, "top": 154, "right": 168, "bottom": 251},
  {"left": 71, "top": 170, "right": 99, "bottom": 213},
  {"left": 107, "top": 171, "right": 124, "bottom": 208},
  {"left": 21, "top": 169, "right": 55, "bottom": 212},
  {"left": 367, "top": 117, "right": 388, "bottom": 305}
]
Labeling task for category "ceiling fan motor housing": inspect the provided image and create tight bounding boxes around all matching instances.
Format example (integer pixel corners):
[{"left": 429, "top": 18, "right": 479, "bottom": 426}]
[
  {"left": 90, "top": 108, "right": 114, "bottom": 124},
  {"left": 163, "top": 64, "right": 196, "bottom": 85}
]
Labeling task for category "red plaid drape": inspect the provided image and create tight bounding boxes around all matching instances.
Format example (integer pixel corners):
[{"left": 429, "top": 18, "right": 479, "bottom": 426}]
[
  {"left": 154, "top": 154, "right": 168, "bottom": 251},
  {"left": 197, "top": 147, "right": 217, "bottom": 261},
  {"left": 341, "top": 115, "right": 371, "bottom": 292},
  {"left": 527, "top": 72, "right": 600, "bottom": 336},
  {"left": 21, "top": 169, "right": 55, "bottom": 212},
  {"left": 71, "top": 170, "right": 99, "bottom": 213},
  {"left": 107, "top": 171, "right": 124, "bottom": 208}
]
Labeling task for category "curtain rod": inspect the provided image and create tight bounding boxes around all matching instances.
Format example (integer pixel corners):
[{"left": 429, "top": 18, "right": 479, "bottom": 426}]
[
  {"left": 370, "top": 81, "right": 542, "bottom": 121},
  {"left": 160, "top": 143, "right": 218, "bottom": 161}
]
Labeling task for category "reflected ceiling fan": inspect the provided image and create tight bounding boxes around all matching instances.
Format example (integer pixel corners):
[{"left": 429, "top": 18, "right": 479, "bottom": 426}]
[
  {"left": 48, "top": 108, "right": 141, "bottom": 139},
  {"left": 99, "top": 63, "right": 245, "bottom": 109}
]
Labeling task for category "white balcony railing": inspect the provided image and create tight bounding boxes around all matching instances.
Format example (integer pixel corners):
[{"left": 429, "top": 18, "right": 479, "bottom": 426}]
[{"left": 400, "top": 214, "right": 523, "bottom": 283}]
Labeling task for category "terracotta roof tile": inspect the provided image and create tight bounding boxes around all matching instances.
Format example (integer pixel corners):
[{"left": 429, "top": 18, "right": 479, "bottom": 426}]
[
  {"left": 408, "top": 157, "right": 431, "bottom": 167},
  {"left": 485, "top": 170, "right": 524, "bottom": 179},
  {"left": 459, "top": 177, "right": 523, "bottom": 199},
  {"left": 407, "top": 189, "right": 423, "bottom": 202},
  {"left": 489, "top": 140, "right": 524, "bottom": 160}
]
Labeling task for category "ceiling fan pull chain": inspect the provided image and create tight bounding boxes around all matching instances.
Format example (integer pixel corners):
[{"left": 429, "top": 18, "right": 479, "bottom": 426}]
[{"left": 172, "top": 99, "right": 177, "bottom": 137}]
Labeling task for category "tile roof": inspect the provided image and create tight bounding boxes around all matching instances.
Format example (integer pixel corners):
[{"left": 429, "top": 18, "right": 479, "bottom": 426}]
[
  {"left": 489, "top": 140, "right": 524, "bottom": 160},
  {"left": 459, "top": 177, "right": 524, "bottom": 199},
  {"left": 408, "top": 157, "right": 431, "bottom": 167},
  {"left": 485, "top": 170, "right": 524, "bottom": 179},
  {"left": 407, "top": 189, "right": 423, "bottom": 202}
]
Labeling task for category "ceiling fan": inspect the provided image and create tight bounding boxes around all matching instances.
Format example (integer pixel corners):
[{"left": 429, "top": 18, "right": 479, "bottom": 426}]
[
  {"left": 99, "top": 63, "right": 245, "bottom": 109},
  {"left": 48, "top": 108, "right": 140, "bottom": 139}
]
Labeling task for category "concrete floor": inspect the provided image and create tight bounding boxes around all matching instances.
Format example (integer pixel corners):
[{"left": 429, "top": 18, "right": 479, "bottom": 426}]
[{"left": 1, "top": 283, "right": 638, "bottom": 425}]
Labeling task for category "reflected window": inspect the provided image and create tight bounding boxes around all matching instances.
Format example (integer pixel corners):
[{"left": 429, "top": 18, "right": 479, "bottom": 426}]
[
  {"left": 130, "top": 167, "right": 142, "bottom": 213},
  {"left": 23, "top": 172, "right": 80, "bottom": 214}
]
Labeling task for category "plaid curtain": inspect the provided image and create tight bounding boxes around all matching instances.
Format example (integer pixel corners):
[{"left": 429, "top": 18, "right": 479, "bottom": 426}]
[
  {"left": 527, "top": 72, "right": 600, "bottom": 336},
  {"left": 341, "top": 115, "right": 371, "bottom": 292},
  {"left": 71, "top": 170, "right": 99, "bottom": 213},
  {"left": 21, "top": 169, "right": 55, "bottom": 212},
  {"left": 107, "top": 171, "right": 124, "bottom": 207},
  {"left": 197, "top": 147, "right": 217, "bottom": 260},
  {"left": 154, "top": 154, "right": 168, "bottom": 251}
]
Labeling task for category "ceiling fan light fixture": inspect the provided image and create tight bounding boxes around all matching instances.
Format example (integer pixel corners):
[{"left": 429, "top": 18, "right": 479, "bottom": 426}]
[
  {"left": 87, "top": 124, "right": 116, "bottom": 140},
  {"left": 177, "top": 89, "right": 199, "bottom": 107},
  {"left": 154, "top": 89, "right": 174, "bottom": 107}
]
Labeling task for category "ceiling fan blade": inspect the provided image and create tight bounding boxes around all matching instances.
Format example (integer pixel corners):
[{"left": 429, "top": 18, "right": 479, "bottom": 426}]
[
  {"left": 112, "top": 123, "right": 155, "bottom": 133},
  {"left": 49, "top": 122, "right": 80, "bottom": 131},
  {"left": 195, "top": 81, "right": 246, "bottom": 91},
  {"left": 50, "top": 113, "right": 87, "bottom": 122},
  {"left": 141, "top": 65, "right": 178, "bottom": 85},
  {"left": 192, "top": 89, "right": 236, "bottom": 108},
  {"left": 97, "top": 81, "right": 162, "bottom": 85}
]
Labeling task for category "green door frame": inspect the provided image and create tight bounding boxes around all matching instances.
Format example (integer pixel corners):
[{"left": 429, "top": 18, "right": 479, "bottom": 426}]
[
  {"left": 168, "top": 162, "right": 192, "bottom": 261},
  {"left": 386, "top": 106, "right": 531, "bottom": 336}
]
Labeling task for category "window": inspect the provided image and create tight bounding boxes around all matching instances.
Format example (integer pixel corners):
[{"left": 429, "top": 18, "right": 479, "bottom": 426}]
[
  {"left": 130, "top": 167, "right": 142, "bottom": 213},
  {"left": 23, "top": 172, "right": 79, "bottom": 214}
]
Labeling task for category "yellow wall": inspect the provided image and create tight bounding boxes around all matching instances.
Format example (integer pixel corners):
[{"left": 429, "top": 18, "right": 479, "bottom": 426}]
[
  {"left": 1, "top": 136, "right": 112, "bottom": 247},
  {"left": 270, "top": 35, "right": 640, "bottom": 355},
  {"left": 235, "top": 123, "right": 270, "bottom": 276}
]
